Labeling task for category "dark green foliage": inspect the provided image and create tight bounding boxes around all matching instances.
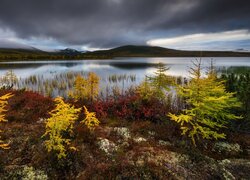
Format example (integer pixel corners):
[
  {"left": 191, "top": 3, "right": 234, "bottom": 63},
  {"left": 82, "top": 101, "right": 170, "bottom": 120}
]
[
  {"left": 221, "top": 72, "right": 250, "bottom": 131},
  {"left": 0, "top": 48, "right": 112, "bottom": 61}
]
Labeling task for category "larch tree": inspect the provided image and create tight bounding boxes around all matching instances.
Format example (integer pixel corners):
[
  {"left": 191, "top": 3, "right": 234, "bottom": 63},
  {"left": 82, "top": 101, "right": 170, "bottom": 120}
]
[
  {"left": 86, "top": 72, "right": 100, "bottom": 101},
  {"left": 43, "top": 96, "right": 81, "bottom": 159},
  {"left": 68, "top": 74, "right": 88, "bottom": 100},
  {"left": 0, "top": 93, "right": 13, "bottom": 149},
  {"left": 68, "top": 72, "right": 100, "bottom": 101},
  {"left": 137, "top": 78, "right": 154, "bottom": 100},
  {"left": 168, "top": 60, "right": 241, "bottom": 145},
  {"left": 147, "top": 63, "right": 174, "bottom": 99}
]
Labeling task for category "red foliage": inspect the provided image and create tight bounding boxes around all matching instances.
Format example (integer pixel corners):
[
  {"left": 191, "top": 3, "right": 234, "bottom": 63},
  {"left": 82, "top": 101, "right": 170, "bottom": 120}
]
[
  {"left": 91, "top": 100, "right": 108, "bottom": 118},
  {"left": 91, "top": 93, "right": 171, "bottom": 122},
  {"left": 3, "top": 90, "right": 54, "bottom": 123}
]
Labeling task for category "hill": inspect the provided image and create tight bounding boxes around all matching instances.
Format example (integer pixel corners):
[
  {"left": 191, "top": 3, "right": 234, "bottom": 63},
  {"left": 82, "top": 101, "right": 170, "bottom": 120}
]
[
  {"left": 0, "top": 48, "right": 86, "bottom": 61},
  {"left": 0, "top": 45, "right": 250, "bottom": 61},
  {"left": 87, "top": 45, "right": 250, "bottom": 57}
]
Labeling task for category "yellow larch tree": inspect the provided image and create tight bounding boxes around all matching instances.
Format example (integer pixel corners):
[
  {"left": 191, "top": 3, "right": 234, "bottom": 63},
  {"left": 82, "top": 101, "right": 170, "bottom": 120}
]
[
  {"left": 68, "top": 72, "right": 100, "bottom": 101},
  {"left": 43, "top": 96, "right": 81, "bottom": 159},
  {"left": 68, "top": 74, "right": 88, "bottom": 100},
  {"left": 136, "top": 78, "right": 154, "bottom": 100},
  {"left": 168, "top": 60, "right": 241, "bottom": 145},
  {"left": 87, "top": 72, "right": 100, "bottom": 101},
  {"left": 0, "top": 93, "right": 13, "bottom": 149},
  {"left": 147, "top": 63, "right": 174, "bottom": 99}
]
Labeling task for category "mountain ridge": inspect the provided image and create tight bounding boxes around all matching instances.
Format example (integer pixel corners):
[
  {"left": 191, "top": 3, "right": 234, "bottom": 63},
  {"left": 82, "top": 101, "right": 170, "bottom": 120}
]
[
  {"left": 0, "top": 45, "right": 250, "bottom": 61},
  {"left": 86, "top": 45, "right": 250, "bottom": 57}
]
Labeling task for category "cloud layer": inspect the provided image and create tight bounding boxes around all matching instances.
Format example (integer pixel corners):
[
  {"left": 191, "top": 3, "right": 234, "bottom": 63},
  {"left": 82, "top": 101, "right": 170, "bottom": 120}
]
[
  {"left": 147, "top": 30, "right": 250, "bottom": 50},
  {"left": 0, "top": 0, "right": 249, "bottom": 50}
]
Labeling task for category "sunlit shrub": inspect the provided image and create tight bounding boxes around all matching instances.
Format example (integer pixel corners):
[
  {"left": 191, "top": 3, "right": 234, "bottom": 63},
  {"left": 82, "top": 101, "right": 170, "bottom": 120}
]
[
  {"left": 43, "top": 97, "right": 81, "bottom": 159},
  {"left": 81, "top": 106, "right": 100, "bottom": 130},
  {"left": 168, "top": 60, "right": 242, "bottom": 145},
  {"left": 0, "top": 93, "right": 13, "bottom": 149},
  {"left": 68, "top": 72, "right": 100, "bottom": 101}
]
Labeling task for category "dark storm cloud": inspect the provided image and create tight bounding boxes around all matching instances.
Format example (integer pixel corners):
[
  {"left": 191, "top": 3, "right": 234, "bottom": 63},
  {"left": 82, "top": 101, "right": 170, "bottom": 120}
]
[{"left": 0, "top": 0, "right": 249, "bottom": 48}]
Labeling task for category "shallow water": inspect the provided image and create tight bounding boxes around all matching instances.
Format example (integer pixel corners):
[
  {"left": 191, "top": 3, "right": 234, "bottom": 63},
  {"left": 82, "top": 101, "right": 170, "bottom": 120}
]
[{"left": 0, "top": 57, "right": 250, "bottom": 97}]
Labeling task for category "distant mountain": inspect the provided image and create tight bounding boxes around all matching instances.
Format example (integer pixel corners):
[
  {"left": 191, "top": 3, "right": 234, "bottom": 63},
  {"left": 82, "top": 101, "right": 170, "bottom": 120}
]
[
  {"left": 0, "top": 44, "right": 83, "bottom": 61},
  {"left": 87, "top": 45, "right": 250, "bottom": 57},
  {"left": 59, "top": 48, "right": 82, "bottom": 55},
  {"left": 1, "top": 44, "right": 250, "bottom": 61}
]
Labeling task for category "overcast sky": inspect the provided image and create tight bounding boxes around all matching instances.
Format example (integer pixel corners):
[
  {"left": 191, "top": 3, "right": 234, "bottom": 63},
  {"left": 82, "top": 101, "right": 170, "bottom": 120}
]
[{"left": 0, "top": 0, "right": 250, "bottom": 51}]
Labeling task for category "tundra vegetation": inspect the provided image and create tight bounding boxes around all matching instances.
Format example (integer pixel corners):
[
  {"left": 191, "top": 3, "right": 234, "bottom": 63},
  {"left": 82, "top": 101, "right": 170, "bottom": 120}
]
[{"left": 0, "top": 60, "right": 249, "bottom": 179}]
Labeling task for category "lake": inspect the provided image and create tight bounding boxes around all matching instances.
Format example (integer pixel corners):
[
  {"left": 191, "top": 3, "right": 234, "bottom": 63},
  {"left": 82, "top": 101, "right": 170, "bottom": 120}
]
[{"left": 1, "top": 57, "right": 250, "bottom": 97}]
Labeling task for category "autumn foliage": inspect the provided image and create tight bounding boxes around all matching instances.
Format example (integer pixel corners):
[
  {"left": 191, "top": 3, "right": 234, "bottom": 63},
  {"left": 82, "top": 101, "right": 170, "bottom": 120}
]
[
  {"left": 43, "top": 97, "right": 81, "bottom": 159},
  {"left": 68, "top": 72, "right": 100, "bottom": 101},
  {"left": 81, "top": 106, "right": 100, "bottom": 130},
  {"left": 6, "top": 90, "right": 54, "bottom": 123},
  {"left": 168, "top": 60, "right": 241, "bottom": 145},
  {"left": 42, "top": 96, "right": 100, "bottom": 159},
  {"left": 0, "top": 93, "right": 13, "bottom": 149},
  {"left": 91, "top": 92, "right": 171, "bottom": 122}
]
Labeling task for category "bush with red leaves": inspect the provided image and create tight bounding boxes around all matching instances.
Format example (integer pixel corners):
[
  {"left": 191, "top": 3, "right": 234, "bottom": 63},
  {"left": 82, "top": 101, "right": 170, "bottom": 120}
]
[
  {"left": 91, "top": 93, "right": 172, "bottom": 122},
  {"left": 1, "top": 90, "right": 54, "bottom": 123}
]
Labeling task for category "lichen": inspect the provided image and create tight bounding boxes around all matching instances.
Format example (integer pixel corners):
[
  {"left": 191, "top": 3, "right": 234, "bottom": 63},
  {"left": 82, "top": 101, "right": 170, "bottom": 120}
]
[
  {"left": 113, "top": 127, "right": 131, "bottom": 140},
  {"left": 97, "top": 138, "right": 118, "bottom": 155},
  {"left": 213, "top": 142, "right": 242, "bottom": 155}
]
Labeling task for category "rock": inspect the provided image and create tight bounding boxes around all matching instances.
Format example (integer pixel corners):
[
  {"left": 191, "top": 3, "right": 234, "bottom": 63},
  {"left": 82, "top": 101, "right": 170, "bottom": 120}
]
[
  {"left": 97, "top": 138, "right": 118, "bottom": 155},
  {"left": 213, "top": 142, "right": 243, "bottom": 156},
  {"left": 113, "top": 127, "right": 131, "bottom": 140}
]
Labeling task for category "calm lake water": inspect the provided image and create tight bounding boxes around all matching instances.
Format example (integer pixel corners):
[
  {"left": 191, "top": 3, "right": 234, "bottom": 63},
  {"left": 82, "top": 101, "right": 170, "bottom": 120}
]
[{"left": 0, "top": 57, "right": 250, "bottom": 97}]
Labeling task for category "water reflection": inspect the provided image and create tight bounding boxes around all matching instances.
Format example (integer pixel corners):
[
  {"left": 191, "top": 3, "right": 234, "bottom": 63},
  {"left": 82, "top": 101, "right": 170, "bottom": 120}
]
[
  {"left": 1, "top": 57, "right": 250, "bottom": 78},
  {"left": 0, "top": 57, "right": 250, "bottom": 97}
]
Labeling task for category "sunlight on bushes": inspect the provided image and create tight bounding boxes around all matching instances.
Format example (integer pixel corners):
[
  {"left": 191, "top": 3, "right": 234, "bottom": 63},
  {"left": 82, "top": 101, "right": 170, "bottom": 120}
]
[
  {"left": 168, "top": 60, "right": 242, "bottom": 145},
  {"left": 42, "top": 96, "right": 81, "bottom": 159},
  {"left": 81, "top": 105, "right": 100, "bottom": 131},
  {"left": 0, "top": 93, "right": 13, "bottom": 149}
]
